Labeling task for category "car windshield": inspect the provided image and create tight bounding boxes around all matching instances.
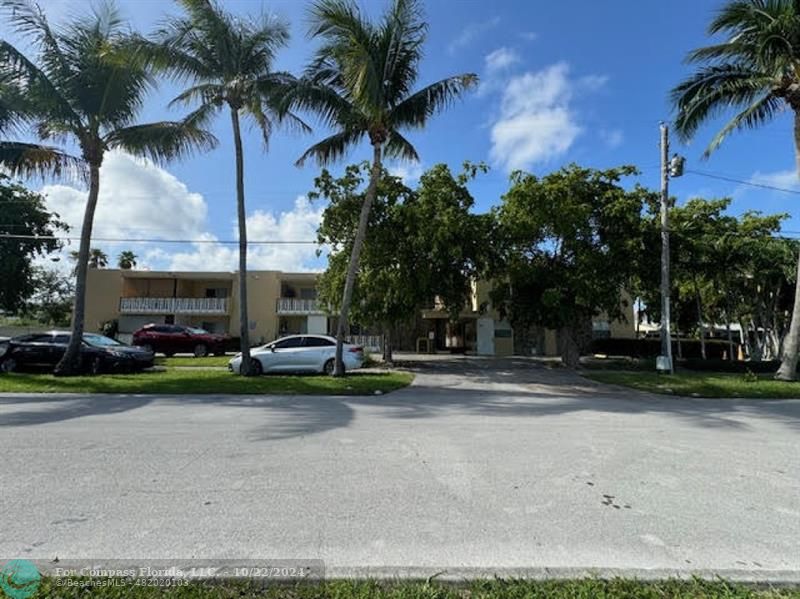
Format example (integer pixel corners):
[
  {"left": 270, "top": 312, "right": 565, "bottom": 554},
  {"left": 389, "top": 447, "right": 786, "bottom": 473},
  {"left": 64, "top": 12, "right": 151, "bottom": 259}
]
[
  {"left": 186, "top": 327, "right": 208, "bottom": 334},
  {"left": 83, "top": 334, "right": 124, "bottom": 348}
]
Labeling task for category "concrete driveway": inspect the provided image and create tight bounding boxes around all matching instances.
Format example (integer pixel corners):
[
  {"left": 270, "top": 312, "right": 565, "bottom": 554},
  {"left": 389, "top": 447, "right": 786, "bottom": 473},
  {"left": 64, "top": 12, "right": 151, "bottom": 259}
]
[{"left": 0, "top": 356, "right": 798, "bottom": 581}]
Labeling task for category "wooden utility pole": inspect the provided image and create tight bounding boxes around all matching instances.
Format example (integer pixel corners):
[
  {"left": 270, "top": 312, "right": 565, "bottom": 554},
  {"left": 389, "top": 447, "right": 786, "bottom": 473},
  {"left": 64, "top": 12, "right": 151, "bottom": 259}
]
[{"left": 659, "top": 122, "right": 674, "bottom": 374}]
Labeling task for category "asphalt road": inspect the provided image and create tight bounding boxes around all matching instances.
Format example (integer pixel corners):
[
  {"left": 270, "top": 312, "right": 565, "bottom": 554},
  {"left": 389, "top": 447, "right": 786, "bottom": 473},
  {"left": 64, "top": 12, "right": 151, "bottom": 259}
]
[{"left": 0, "top": 357, "right": 798, "bottom": 581}]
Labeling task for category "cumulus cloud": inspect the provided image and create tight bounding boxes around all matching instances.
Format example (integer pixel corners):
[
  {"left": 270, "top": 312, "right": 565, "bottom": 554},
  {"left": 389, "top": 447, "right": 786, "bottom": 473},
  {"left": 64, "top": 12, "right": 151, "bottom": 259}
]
[
  {"left": 168, "top": 196, "right": 325, "bottom": 273},
  {"left": 37, "top": 151, "right": 324, "bottom": 273},
  {"left": 489, "top": 62, "right": 589, "bottom": 171},
  {"left": 448, "top": 16, "right": 501, "bottom": 54},
  {"left": 41, "top": 150, "right": 206, "bottom": 241}
]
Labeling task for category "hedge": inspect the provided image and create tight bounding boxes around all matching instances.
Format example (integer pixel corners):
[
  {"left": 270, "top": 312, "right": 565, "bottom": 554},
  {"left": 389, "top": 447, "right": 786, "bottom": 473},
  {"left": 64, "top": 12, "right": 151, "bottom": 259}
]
[{"left": 590, "top": 337, "right": 734, "bottom": 360}]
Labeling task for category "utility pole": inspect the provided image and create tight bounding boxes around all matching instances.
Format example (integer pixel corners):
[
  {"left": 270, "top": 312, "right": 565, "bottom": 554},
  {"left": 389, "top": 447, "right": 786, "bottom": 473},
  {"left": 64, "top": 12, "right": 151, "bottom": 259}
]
[
  {"left": 658, "top": 122, "right": 674, "bottom": 374},
  {"left": 657, "top": 123, "right": 685, "bottom": 374}
]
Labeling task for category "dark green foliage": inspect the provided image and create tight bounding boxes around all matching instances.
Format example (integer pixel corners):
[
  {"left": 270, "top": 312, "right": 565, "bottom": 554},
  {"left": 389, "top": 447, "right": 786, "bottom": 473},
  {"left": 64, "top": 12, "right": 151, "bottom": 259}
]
[
  {"left": 491, "top": 165, "right": 651, "bottom": 366},
  {"left": 0, "top": 175, "right": 66, "bottom": 313}
]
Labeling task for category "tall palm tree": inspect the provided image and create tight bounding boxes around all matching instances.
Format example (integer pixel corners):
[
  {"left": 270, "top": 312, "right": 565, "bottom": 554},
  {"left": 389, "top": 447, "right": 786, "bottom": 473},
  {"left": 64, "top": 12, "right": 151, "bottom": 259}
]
[
  {"left": 138, "top": 0, "right": 308, "bottom": 376},
  {"left": 117, "top": 250, "right": 137, "bottom": 269},
  {"left": 285, "top": 0, "right": 477, "bottom": 375},
  {"left": 0, "top": 0, "right": 217, "bottom": 375},
  {"left": 672, "top": 0, "right": 800, "bottom": 380}
]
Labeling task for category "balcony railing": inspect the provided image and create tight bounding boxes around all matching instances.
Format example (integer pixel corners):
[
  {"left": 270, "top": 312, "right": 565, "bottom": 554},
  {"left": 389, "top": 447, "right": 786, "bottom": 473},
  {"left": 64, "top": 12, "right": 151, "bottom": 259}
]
[
  {"left": 276, "top": 298, "right": 324, "bottom": 315},
  {"left": 119, "top": 297, "right": 229, "bottom": 315}
]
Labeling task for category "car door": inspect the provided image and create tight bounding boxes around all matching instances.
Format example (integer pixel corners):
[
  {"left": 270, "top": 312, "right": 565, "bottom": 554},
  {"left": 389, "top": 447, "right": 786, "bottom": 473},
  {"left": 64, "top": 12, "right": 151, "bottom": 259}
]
[
  {"left": 267, "top": 337, "right": 305, "bottom": 372},
  {"left": 301, "top": 336, "right": 335, "bottom": 371},
  {"left": 50, "top": 334, "right": 71, "bottom": 367},
  {"left": 11, "top": 334, "right": 54, "bottom": 367}
]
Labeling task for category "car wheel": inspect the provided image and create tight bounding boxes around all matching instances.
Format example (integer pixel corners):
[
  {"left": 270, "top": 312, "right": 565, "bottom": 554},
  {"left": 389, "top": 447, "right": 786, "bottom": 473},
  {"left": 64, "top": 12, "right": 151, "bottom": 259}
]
[
  {"left": 90, "top": 356, "right": 103, "bottom": 375},
  {"left": 0, "top": 358, "right": 16, "bottom": 373},
  {"left": 247, "top": 359, "right": 263, "bottom": 376},
  {"left": 193, "top": 344, "right": 208, "bottom": 358},
  {"left": 164, "top": 351, "right": 175, "bottom": 358},
  {"left": 323, "top": 358, "right": 342, "bottom": 376}
]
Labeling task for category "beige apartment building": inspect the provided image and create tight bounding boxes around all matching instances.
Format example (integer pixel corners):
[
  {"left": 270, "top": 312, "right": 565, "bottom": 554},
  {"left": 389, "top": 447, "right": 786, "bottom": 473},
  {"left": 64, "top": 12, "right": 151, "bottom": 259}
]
[
  {"left": 86, "top": 269, "right": 329, "bottom": 347},
  {"left": 85, "top": 269, "right": 635, "bottom": 356}
]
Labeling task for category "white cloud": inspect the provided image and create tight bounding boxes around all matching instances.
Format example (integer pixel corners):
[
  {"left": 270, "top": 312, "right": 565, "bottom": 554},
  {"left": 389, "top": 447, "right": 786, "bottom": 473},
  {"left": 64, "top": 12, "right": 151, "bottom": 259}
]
[
  {"left": 167, "top": 196, "right": 325, "bottom": 273},
  {"left": 748, "top": 169, "right": 800, "bottom": 190},
  {"left": 448, "top": 16, "right": 501, "bottom": 54},
  {"left": 37, "top": 151, "right": 324, "bottom": 273},
  {"left": 388, "top": 161, "right": 425, "bottom": 186},
  {"left": 489, "top": 62, "right": 592, "bottom": 171},
  {"left": 41, "top": 150, "right": 206, "bottom": 241},
  {"left": 485, "top": 47, "right": 520, "bottom": 73},
  {"left": 519, "top": 31, "right": 538, "bottom": 42}
]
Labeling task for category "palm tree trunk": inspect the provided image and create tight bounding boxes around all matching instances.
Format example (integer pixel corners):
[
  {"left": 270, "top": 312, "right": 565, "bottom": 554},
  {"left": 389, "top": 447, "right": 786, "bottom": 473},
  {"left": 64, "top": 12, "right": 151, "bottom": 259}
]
[
  {"left": 230, "top": 107, "right": 252, "bottom": 376},
  {"left": 55, "top": 163, "right": 101, "bottom": 376},
  {"left": 776, "top": 111, "right": 800, "bottom": 380},
  {"left": 694, "top": 280, "right": 706, "bottom": 360},
  {"left": 333, "top": 142, "right": 382, "bottom": 376}
]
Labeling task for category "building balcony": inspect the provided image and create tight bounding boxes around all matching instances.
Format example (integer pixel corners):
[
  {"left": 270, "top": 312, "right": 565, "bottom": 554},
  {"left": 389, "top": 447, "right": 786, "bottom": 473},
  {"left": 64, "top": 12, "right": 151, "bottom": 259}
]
[
  {"left": 119, "top": 297, "right": 229, "bottom": 315},
  {"left": 276, "top": 298, "right": 324, "bottom": 315}
]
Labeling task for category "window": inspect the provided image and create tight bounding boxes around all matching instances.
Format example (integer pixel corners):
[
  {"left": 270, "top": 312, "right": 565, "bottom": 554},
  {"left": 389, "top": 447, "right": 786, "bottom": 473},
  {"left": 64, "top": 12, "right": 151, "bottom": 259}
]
[
  {"left": 303, "top": 336, "right": 334, "bottom": 347},
  {"left": 273, "top": 337, "right": 303, "bottom": 349},
  {"left": 15, "top": 334, "right": 52, "bottom": 343},
  {"left": 84, "top": 334, "right": 123, "bottom": 347},
  {"left": 53, "top": 335, "right": 70, "bottom": 344}
]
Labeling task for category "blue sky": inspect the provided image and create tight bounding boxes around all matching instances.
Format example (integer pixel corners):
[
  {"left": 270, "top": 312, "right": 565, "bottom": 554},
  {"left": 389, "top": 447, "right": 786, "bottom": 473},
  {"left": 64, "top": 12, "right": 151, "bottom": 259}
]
[{"left": 7, "top": 0, "right": 800, "bottom": 271}]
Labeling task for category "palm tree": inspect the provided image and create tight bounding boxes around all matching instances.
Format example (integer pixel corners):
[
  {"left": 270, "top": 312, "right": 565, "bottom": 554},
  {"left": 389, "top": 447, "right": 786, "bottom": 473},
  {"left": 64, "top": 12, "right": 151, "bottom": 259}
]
[
  {"left": 70, "top": 248, "right": 109, "bottom": 270},
  {"left": 672, "top": 0, "right": 800, "bottom": 380},
  {"left": 0, "top": 0, "right": 217, "bottom": 375},
  {"left": 138, "top": 0, "right": 308, "bottom": 376},
  {"left": 117, "top": 250, "right": 137, "bottom": 270},
  {"left": 285, "top": 0, "right": 477, "bottom": 375}
]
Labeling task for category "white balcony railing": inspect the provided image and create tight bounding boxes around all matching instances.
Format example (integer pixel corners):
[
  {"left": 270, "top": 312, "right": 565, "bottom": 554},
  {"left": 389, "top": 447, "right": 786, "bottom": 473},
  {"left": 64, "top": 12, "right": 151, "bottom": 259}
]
[
  {"left": 119, "top": 297, "right": 229, "bottom": 315},
  {"left": 276, "top": 298, "right": 323, "bottom": 315}
]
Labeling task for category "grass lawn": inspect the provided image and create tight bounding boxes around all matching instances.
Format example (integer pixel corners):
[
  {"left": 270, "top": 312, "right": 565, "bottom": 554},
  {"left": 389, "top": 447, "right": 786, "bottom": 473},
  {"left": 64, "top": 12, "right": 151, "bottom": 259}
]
[
  {"left": 26, "top": 578, "right": 800, "bottom": 598},
  {"left": 155, "top": 355, "right": 232, "bottom": 367},
  {"left": 0, "top": 369, "right": 413, "bottom": 395},
  {"left": 586, "top": 370, "right": 800, "bottom": 399}
]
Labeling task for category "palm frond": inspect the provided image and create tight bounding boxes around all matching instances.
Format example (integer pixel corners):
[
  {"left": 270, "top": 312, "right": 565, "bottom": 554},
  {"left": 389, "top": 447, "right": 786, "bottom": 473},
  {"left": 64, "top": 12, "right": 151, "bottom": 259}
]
[
  {"left": 105, "top": 119, "right": 218, "bottom": 164},
  {"left": 390, "top": 74, "right": 478, "bottom": 128},
  {"left": 0, "top": 141, "right": 85, "bottom": 179},
  {"left": 280, "top": 77, "right": 359, "bottom": 129},
  {"left": 703, "top": 92, "right": 783, "bottom": 156},
  {"left": 384, "top": 129, "right": 419, "bottom": 161},
  {"left": 295, "top": 128, "right": 364, "bottom": 166},
  {"left": 671, "top": 63, "right": 774, "bottom": 142},
  {"left": 379, "top": 0, "right": 426, "bottom": 102}
]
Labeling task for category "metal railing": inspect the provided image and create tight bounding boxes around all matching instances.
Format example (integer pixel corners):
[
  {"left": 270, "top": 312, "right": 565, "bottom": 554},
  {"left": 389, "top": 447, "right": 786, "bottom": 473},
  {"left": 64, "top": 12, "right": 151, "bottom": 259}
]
[
  {"left": 276, "top": 298, "right": 324, "bottom": 314},
  {"left": 119, "top": 297, "right": 229, "bottom": 314},
  {"left": 346, "top": 335, "right": 383, "bottom": 352}
]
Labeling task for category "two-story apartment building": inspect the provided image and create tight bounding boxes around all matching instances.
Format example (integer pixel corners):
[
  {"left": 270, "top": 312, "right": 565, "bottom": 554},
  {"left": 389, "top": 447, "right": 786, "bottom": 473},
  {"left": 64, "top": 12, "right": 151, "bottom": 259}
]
[{"left": 86, "top": 269, "right": 328, "bottom": 346}]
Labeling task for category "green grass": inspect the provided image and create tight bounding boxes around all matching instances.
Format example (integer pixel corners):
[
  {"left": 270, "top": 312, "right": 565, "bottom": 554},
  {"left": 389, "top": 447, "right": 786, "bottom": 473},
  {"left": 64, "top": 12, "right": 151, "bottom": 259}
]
[
  {"left": 0, "top": 369, "right": 413, "bottom": 395},
  {"left": 155, "top": 355, "right": 233, "bottom": 367},
  {"left": 587, "top": 370, "right": 800, "bottom": 399},
  {"left": 26, "top": 578, "right": 800, "bottom": 598}
]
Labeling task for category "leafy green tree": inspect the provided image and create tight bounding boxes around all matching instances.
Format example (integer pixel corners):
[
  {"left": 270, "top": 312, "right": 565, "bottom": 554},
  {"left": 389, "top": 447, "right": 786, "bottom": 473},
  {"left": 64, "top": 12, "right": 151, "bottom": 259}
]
[
  {"left": 491, "top": 165, "right": 649, "bottom": 368},
  {"left": 0, "top": 1, "right": 216, "bottom": 375},
  {"left": 313, "top": 162, "right": 490, "bottom": 363},
  {"left": 0, "top": 175, "right": 66, "bottom": 313},
  {"left": 23, "top": 266, "right": 75, "bottom": 326},
  {"left": 671, "top": 0, "right": 800, "bottom": 379},
  {"left": 137, "top": 0, "right": 307, "bottom": 375},
  {"left": 117, "top": 250, "right": 137, "bottom": 270},
  {"left": 285, "top": 0, "right": 477, "bottom": 375}
]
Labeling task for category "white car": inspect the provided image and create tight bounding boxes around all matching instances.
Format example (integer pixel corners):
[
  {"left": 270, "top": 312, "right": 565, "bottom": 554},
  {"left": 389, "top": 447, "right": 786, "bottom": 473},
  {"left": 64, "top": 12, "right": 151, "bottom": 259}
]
[{"left": 228, "top": 334, "right": 364, "bottom": 375}]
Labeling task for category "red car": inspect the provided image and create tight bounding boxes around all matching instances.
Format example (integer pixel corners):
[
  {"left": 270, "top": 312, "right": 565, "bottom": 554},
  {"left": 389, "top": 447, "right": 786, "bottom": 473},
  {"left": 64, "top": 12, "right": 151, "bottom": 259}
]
[{"left": 132, "top": 324, "right": 227, "bottom": 357}]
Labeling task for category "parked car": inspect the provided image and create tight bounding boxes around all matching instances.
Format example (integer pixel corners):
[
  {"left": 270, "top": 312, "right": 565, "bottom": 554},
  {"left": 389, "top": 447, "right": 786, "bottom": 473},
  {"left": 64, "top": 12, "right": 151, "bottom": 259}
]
[
  {"left": 228, "top": 334, "right": 364, "bottom": 375},
  {"left": 0, "top": 331, "right": 154, "bottom": 374},
  {"left": 132, "top": 324, "right": 227, "bottom": 357}
]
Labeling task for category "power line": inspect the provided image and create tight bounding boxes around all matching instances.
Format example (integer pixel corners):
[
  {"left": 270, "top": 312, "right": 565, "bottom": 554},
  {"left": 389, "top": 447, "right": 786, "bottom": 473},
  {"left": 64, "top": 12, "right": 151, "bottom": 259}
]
[
  {"left": 685, "top": 169, "right": 800, "bottom": 195},
  {"left": 0, "top": 233, "right": 319, "bottom": 245}
]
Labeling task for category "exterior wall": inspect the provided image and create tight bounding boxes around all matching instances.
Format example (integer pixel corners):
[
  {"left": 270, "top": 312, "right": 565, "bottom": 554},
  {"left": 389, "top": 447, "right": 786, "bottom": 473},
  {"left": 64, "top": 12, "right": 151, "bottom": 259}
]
[
  {"left": 230, "top": 271, "right": 281, "bottom": 344},
  {"left": 85, "top": 269, "right": 123, "bottom": 333}
]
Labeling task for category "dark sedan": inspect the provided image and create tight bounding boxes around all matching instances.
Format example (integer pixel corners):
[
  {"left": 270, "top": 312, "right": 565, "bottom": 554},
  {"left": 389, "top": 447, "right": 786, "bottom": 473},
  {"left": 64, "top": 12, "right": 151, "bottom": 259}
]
[{"left": 0, "top": 332, "right": 154, "bottom": 374}]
